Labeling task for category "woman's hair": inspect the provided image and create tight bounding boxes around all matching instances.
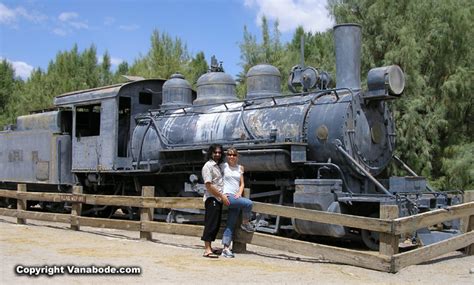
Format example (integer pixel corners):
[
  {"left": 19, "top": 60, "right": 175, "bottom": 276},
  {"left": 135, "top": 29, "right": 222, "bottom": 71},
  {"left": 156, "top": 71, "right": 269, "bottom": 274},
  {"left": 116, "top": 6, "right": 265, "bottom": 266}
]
[
  {"left": 206, "top": 144, "right": 224, "bottom": 163},
  {"left": 226, "top": 147, "right": 238, "bottom": 156}
]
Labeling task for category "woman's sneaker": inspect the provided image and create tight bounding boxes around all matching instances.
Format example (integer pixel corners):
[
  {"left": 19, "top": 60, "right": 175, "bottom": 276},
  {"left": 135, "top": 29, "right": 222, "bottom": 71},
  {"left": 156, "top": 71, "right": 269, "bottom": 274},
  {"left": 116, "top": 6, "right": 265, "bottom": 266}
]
[
  {"left": 240, "top": 222, "right": 255, "bottom": 233},
  {"left": 221, "top": 248, "right": 235, "bottom": 258}
]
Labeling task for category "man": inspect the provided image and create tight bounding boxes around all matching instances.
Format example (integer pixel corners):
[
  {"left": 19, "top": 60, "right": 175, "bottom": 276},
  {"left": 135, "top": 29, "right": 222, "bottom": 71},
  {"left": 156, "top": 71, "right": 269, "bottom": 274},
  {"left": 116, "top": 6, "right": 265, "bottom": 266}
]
[{"left": 201, "top": 144, "right": 230, "bottom": 258}]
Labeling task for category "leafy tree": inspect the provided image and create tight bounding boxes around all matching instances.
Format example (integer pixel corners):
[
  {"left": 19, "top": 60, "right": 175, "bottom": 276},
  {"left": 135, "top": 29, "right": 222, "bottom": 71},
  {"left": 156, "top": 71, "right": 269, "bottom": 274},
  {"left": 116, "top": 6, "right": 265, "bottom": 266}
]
[
  {"left": 0, "top": 59, "right": 22, "bottom": 127},
  {"left": 114, "top": 61, "right": 129, "bottom": 82},
  {"left": 129, "top": 30, "right": 190, "bottom": 79},
  {"left": 0, "top": 60, "right": 15, "bottom": 111},
  {"left": 186, "top": 51, "right": 209, "bottom": 87},
  {"left": 100, "top": 51, "right": 112, "bottom": 86}
]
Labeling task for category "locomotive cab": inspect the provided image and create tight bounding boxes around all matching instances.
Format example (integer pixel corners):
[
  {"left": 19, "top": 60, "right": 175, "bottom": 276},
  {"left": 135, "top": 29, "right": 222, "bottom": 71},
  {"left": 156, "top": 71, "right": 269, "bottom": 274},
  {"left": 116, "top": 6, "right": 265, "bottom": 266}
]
[{"left": 53, "top": 79, "right": 165, "bottom": 173}]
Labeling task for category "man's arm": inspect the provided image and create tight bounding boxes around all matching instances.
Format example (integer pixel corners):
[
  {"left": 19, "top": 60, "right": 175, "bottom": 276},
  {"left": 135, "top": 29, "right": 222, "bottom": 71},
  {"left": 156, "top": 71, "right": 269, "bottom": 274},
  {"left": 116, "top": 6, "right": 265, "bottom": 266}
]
[{"left": 205, "top": 182, "right": 230, "bottom": 206}]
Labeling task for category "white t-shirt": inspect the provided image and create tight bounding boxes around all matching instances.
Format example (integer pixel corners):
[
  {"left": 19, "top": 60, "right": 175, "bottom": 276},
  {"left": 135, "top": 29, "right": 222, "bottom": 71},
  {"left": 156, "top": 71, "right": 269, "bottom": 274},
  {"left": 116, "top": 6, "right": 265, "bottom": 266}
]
[{"left": 220, "top": 162, "right": 243, "bottom": 195}]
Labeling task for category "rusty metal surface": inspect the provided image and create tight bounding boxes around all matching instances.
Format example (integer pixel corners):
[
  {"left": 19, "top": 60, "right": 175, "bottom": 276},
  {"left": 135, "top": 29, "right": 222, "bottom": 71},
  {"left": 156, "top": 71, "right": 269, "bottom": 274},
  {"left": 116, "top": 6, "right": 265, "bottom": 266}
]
[
  {"left": 66, "top": 80, "right": 164, "bottom": 172},
  {"left": 16, "top": 111, "right": 62, "bottom": 133},
  {"left": 131, "top": 95, "right": 309, "bottom": 171},
  {"left": 0, "top": 129, "right": 72, "bottom": 184}
]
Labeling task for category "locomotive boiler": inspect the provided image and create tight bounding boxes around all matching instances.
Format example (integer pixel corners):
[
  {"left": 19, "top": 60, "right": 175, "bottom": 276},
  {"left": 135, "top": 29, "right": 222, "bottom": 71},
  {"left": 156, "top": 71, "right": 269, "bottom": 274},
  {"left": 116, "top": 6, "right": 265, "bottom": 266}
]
[{"left": 0, "top": 24, "right": 460, "bottom": 249}]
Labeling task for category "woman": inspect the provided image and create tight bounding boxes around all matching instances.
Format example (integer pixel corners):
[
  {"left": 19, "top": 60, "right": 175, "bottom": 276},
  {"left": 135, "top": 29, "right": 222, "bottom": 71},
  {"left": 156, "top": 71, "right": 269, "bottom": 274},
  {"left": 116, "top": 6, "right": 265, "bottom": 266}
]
[{"left": 220, "top": 147, "right": 255, "bottom": 258}]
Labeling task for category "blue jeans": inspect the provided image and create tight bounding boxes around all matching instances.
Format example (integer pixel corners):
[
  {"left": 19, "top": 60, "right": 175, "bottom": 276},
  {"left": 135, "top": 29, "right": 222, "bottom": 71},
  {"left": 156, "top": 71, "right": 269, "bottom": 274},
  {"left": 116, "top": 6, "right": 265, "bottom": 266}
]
[{"left": 222, "top": 195, "right": 253, "bottom": 247}]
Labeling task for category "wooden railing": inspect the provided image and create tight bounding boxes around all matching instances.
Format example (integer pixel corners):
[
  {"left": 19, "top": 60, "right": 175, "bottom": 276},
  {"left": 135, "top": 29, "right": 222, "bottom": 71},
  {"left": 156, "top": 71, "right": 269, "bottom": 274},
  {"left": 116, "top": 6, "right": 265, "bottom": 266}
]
[{"left": 0, "top": 185, "right": 472, "bottom": 273}]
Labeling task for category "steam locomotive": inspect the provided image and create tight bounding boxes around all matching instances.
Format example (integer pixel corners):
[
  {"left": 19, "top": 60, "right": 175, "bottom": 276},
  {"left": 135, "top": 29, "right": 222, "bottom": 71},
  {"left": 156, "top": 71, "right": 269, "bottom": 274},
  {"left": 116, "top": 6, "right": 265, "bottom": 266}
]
[{"left": 0, "top": 24, "right": 461, "bottom": 249}]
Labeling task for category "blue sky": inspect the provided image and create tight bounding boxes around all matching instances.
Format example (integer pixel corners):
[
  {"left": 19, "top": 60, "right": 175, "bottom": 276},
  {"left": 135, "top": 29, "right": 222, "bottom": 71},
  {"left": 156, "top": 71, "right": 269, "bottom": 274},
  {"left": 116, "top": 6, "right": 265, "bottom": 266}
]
[{"left": 0, "top": 0, "right": 333, "bottom": 80}]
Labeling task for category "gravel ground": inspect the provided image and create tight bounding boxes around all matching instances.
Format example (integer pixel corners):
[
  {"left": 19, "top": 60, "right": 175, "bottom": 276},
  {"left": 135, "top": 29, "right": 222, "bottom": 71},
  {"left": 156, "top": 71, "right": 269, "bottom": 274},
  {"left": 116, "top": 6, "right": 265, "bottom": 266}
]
[{"left": 0, "top": 216, "right": 473, "bottom": 285}]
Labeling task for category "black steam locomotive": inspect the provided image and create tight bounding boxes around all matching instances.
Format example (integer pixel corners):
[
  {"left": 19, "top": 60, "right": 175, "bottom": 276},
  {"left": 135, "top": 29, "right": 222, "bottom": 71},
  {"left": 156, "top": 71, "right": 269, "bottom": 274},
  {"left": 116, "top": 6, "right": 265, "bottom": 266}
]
[{"left": 0, "top": 24, "right": 460, "bottom": 249}]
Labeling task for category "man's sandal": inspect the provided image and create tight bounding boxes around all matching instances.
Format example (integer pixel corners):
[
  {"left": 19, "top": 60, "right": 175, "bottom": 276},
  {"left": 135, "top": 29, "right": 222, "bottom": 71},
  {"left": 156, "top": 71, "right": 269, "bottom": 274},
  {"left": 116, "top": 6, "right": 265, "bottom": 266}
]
[{"left": 202, "top": 252, "right": 219, "bottom": 258}]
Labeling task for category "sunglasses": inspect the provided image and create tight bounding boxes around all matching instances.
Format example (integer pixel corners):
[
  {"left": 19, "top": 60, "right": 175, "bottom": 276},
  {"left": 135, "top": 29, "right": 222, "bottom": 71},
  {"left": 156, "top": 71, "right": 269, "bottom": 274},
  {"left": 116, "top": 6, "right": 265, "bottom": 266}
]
[{"left": 227, "top": 154, "right": 237, "bottom": 157}]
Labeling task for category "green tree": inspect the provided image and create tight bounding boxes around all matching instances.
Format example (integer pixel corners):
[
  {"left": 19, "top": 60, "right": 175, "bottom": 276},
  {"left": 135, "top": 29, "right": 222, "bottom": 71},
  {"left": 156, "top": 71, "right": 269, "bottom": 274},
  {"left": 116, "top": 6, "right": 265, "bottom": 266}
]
[
  {"left": 129, "top": 30, "right": 190, "bottom": 79},
  {"left": 0, "top": 59, "right": 23, "bottom": 127},
  {"left": 0, "top": 59, "right": 15, "bottom": 111},
  {"left": 100, "top": 51, "right": 112, "bottom": 86},
  {"left": 113, "top": 61, "right": 130, "bottom": 82},
  {"left": 186, "top": 51, "right": 209, "bottom": 87}
]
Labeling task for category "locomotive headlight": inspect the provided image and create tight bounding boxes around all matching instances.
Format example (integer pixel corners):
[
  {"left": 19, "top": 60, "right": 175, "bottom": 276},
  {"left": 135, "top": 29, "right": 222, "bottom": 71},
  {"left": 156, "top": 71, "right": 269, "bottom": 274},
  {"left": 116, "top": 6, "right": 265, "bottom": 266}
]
[{"left": 367, "top": 65, "right": 405, "bottom": 98}]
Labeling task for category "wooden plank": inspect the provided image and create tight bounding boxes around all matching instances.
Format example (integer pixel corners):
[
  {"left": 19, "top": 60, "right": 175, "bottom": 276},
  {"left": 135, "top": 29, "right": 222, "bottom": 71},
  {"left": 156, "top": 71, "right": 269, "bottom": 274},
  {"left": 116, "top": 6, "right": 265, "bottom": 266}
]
[
  {"left": 233, "top": 188, "right": 251, "bottom": 253},
  {"left": 85, "top": 195, "right": 142, "bottom": 207},
  {"left": 17, "top": 184, "right": 27, "bottom": 224},
  {"left": 253, "top": 202, "right": 393, "bottom": 233},
  {"left": 84, "top": 195, "right": 204, "bottom": 209},
  {"left": 140, "top": 186, "right": 155, "bottom": 241},
  {"left": 394, "top": 202, "right": 474, "bottom": 234},
  {"left": 461, "top": 191, "right": 474, "bottom": 232},
  {"left": 392, "top": 231, "right": 474, "bottom": 272},
  {"left": 0, "top": 190, "right": 83, "bottom": 203},
  {"left": 71, "top": 186, "right": 83, "bottom": 231},
  {"left": 0, "top": 208, "right": 70, "bottom": 223},
  {"left": 0, "top": 208, "right": 18, "bottom": 217},
  {"left": 74, "top": 216, "right": 140, "bottom": 231},
  {"left": 142, "top": 197, "right": 204, "bottom": 209},
  {"left": 467, "top": 214, "right": 474, "bottom": 255},
  {"left": 0, "top": 190, "right": 204, "bottom": 209},
  {"left": 19, "top": 210, "right": 70, "bottom": 223},
  {"left": 234, "top": 231, "right": 391, "bottom": 272},
  {"left": 0, "top": 189, "right": 19, "bottom": 199},
  {"left": 142, "top": 221, "right": 204, "bottom": 237},
  {"left": 462, "top": 191, "right": 474, "bottom": 255},
  {"left": 379, "top": 205, "right": 399, "bottom": 257}
]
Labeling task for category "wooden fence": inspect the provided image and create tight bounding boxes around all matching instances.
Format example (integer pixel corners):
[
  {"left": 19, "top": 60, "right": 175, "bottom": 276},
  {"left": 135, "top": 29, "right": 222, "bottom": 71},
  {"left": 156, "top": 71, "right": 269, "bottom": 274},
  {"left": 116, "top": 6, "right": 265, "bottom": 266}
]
[{"left": 0, "top": 185, "right": 472, "bottom": 273}]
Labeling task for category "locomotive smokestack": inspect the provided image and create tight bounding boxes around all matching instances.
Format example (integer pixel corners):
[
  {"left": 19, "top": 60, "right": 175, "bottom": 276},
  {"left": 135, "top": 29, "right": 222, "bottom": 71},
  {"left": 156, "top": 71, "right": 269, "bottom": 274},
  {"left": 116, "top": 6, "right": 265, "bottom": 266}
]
[{"left": 334, "top": 24, "right": 361, "bottom": 90}]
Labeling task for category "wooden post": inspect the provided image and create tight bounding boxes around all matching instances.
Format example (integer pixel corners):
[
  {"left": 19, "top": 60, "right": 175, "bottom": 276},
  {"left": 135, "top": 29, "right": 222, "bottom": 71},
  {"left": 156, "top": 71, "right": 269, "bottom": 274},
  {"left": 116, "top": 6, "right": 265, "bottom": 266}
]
[
  {"left": 71, "top": 186, "right": 83, "bottom": 231},
  {"left": 16, "top": 184, "right": 27, "bottom": 224},
  {"left": 140, "top": 186, "right": 155, "bottom": 241},
  {"left": 379, "top": 204, "right": 399, "bottom": 257},
  {"left": 233, "top": 188, "right": 250, "bottom": 253},
  {"left": 463, "top": 191, "right": 474, "bottom": 255}
]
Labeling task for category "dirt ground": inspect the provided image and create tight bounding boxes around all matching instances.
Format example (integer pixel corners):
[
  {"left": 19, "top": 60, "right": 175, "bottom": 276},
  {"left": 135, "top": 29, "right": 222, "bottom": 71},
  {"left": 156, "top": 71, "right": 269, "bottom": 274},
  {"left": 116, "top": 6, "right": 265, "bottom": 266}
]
[{"left": 0, "top": 216, "right": 473, "bottom": 285}]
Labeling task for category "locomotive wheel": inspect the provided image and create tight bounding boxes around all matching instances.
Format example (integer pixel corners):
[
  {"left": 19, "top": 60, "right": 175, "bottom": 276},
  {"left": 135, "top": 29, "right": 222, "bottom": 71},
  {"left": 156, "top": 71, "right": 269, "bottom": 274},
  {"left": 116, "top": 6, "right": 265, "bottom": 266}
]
[
  {"left": 361, "top": 211, "right": 380, "bottom": 250},
  {"left": 96, "top": 206, "right": 116, "bottom": 218},
  {"left": 361, "top": 229, "right": 380, "bottom": 251}
]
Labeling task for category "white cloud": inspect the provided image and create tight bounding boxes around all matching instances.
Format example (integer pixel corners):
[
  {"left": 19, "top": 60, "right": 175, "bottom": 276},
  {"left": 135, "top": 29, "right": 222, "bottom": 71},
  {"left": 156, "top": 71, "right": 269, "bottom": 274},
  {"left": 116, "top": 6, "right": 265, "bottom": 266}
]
[
  {"left": 69, "top": 21, "right": 88, "bottom": 29},
  {"left": 0, "top": 3, "right": 47, "bottom": 25},
  {"left": 0, "top": 57, "right": 34, "bottom": 80},
  {"left": 53, "top": 28, "right": 67, "bottom": 36},
  {"left": 244, "top": 0, "right": 334, "bottom": 33},
  {"left": 110, "top": 57, "right": 124, "bottom": 66},
  {"left": 0, "top": 3, "right": 16, "bottom": 23},
  {"left": 12, "top": 61, "right": 34, "bottom": 79},
  {"left": 54, "top": 11, "right": 89, "bottom": 35},
  {"left": 58, "top": 12, "right": 78, "bottom": 22},
  {"left": 119, "top": 24, "right": 139, "bottom": 31}
]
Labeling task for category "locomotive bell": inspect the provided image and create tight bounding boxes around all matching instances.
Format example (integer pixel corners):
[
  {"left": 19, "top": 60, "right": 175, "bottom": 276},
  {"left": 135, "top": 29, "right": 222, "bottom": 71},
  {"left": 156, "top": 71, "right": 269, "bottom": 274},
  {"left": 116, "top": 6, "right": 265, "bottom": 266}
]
[{"left": 162, "top": 73, "right": 193, "bottom": 108}]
